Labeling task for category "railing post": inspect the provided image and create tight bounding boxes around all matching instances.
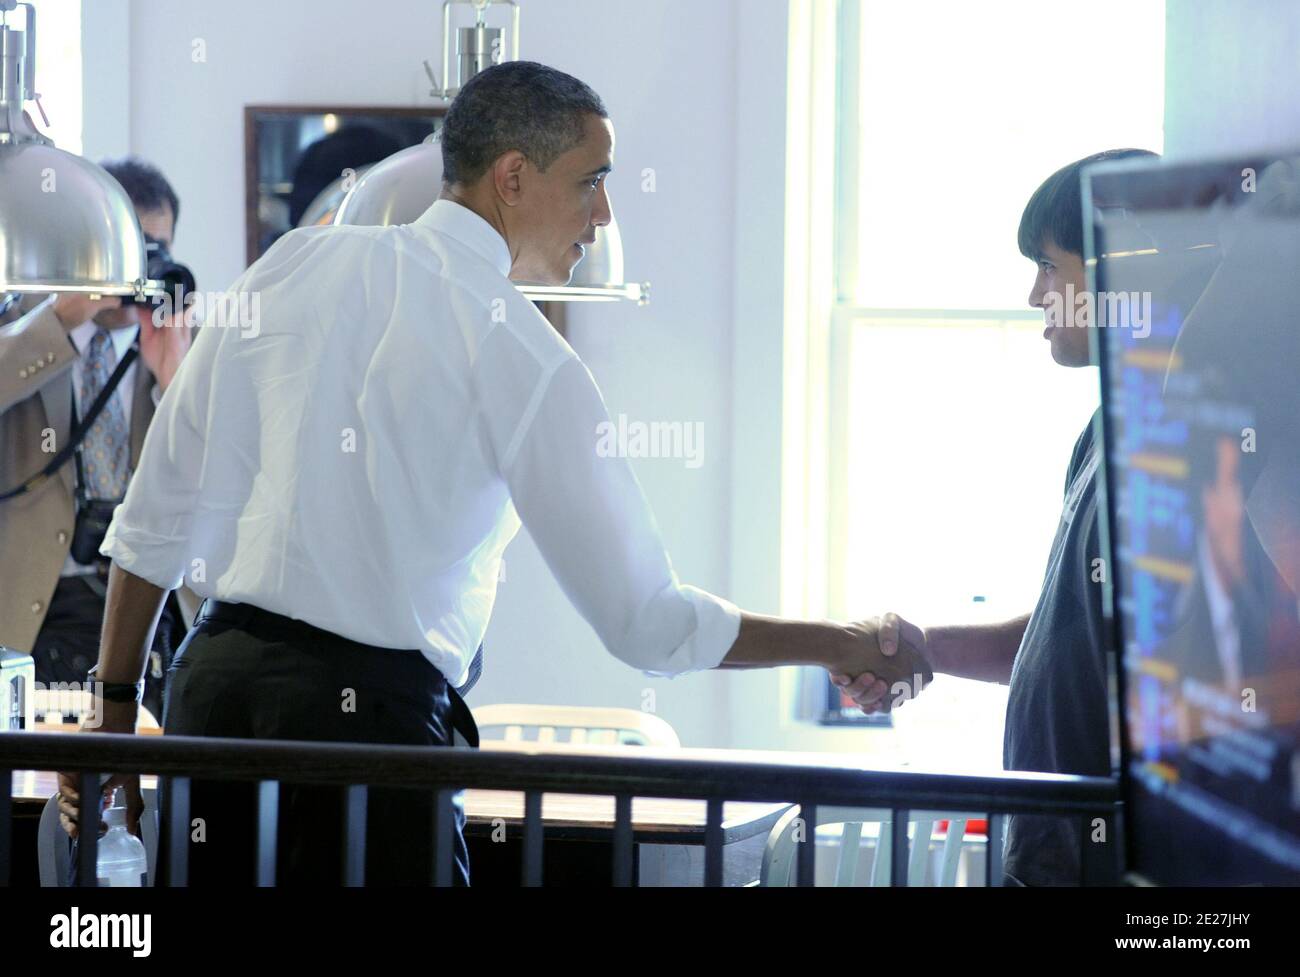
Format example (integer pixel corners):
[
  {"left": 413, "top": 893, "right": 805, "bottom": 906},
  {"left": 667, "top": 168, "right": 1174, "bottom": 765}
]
[
  {"left": 521, "top": 791, "right": 543, "bottom": 886},
  {"left": 612, "top": 794, "right": 634, "bottom": 887},
  {"left": 0, "top": 769, "right": 10, "bottom": 886},
  {"left": 1080, "top": 811, "right": 1120, "bottom": 885},
  {"left": 985, "top": 813, "right": 1004, "bottom": 887},
  {"left": 77, "top": 771, "right": 98, "bottom": 886},
  {"left": 796, "top": 802, "right": 817, "bottom": 887},
  {"left": 163, "top": 775, "right": 190, "bottom": 885},
  {"left": 342, "top": 785, "right": 367, "bottom": 886},
  {"left": 431, "top": 788, "right": 456, "bottom": 887},
  {"left": 704, "top": 797, "right": 724, "bottom": 887},
  {"left": 256, "top": 780, "right": 278, "bottom": 886},
  {"left": 890, "top": 808, "right": 909, "bottom": 887}
]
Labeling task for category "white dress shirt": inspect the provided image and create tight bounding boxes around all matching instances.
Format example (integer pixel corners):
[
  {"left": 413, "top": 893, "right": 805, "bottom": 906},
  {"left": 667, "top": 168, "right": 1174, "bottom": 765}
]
[{"left": 102, "top": 199, "right": 741, "bottom": 685}]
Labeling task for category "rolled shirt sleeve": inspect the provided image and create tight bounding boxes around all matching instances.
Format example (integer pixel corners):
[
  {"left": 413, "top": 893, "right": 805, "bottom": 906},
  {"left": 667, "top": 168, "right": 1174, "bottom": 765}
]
[
  {"left": 476, "top": 323, "right": 741, "bottom": 676},
  {"left": 99, "top": 319, "right": 217, "bottom": 591}
]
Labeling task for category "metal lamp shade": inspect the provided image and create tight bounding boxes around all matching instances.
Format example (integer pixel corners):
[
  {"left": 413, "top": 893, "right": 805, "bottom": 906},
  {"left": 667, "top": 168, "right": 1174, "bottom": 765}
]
[
  {"left": 0, "top": 141, "right": 147, "bottom": 295},
  {"left": 332, "top": 142, "right": 438, "bottom": 229},
  {"left": 333, "top": 139, "right": 644, "bottom": 302}
]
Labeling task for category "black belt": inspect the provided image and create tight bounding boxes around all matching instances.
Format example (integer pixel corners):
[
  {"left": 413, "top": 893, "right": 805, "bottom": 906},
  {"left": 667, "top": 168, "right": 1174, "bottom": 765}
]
[{"left": 194, "top": 599, "right": 482, "bottom": 747}]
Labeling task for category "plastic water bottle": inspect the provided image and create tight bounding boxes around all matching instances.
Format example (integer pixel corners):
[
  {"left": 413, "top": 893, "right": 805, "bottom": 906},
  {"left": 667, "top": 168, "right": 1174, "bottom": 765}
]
[{"left": 96, "top": 788, "right": 147, "bottom": 887}]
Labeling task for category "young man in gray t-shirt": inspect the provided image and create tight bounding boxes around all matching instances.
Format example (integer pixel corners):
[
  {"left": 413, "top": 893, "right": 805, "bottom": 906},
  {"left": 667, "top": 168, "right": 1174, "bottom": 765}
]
[{"left": 832, "top": 148, "right": 1157, "bottom": 885}]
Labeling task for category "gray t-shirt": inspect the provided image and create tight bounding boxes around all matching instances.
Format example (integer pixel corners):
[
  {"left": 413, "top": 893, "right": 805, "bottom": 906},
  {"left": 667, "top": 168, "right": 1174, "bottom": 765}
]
[{"left": 1003, "top": 409, "right": 1110, "bottom": 885}]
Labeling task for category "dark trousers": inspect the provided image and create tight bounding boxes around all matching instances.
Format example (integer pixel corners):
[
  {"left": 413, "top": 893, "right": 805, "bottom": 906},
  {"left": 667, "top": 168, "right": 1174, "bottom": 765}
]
[{"left": 157, "top": 603, "right": 477, "bottom": 886}]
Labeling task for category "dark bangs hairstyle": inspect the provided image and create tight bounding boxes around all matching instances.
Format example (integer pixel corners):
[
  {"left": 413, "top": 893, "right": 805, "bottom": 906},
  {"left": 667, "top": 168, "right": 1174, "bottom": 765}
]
[
  {"left": 100, "top": 157, "right": 181, "bottom": 224},
  {"left": 1017, "top": 148, "right": 1158, "bottom": 261}
]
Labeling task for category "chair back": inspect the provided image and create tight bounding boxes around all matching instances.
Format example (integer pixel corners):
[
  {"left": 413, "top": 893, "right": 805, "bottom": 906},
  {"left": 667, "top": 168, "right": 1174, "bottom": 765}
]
[
  {"left": 472, "top": 703, "right": 681, "bottom": 747},
  {"left": 760, "top": 805, "right": 971, "bottom": 886}
]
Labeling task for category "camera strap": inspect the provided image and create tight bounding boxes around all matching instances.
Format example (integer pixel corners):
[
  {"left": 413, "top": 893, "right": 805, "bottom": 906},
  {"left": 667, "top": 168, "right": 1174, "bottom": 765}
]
[{"left": 0, "top": 342, "right": 140, "bottom": 502}]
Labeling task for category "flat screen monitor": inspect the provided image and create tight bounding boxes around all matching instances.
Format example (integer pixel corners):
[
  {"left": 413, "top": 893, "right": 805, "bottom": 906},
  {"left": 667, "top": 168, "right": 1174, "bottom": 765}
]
[{"left": 1087, "top": 151, "right": 1300, "bottom": 884}]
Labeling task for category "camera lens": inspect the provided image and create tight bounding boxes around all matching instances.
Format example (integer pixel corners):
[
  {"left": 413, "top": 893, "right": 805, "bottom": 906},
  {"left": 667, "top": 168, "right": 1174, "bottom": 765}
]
[{"left": 123, "top": 236, "right": 196, "bottom": 309}]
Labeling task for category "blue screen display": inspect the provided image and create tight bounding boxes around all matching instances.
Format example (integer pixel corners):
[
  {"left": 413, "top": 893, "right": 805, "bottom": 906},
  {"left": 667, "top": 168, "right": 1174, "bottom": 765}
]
[{"left": 1092, "top": 155, "right": 1300, "bottom": 883}]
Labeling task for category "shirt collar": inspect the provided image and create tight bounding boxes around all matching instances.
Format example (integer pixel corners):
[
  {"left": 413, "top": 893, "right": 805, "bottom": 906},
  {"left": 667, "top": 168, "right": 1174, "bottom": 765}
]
[
  {"left": 69, "top": 319, "right": 139, "bottom": 361},
  {"left": 412, "top": 199, "right": 512, "bottom": 278}
]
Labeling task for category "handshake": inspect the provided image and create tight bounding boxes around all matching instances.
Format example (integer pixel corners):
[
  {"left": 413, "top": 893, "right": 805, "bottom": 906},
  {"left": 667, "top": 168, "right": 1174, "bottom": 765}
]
[{"left": 831, "top": 613, "right": 934, "bottom": 715}]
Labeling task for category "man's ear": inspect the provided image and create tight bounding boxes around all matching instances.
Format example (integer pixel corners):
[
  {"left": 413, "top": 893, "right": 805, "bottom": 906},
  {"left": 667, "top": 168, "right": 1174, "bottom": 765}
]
[{"left": 491, "top": 150, "right": 528, "bottom": 207}]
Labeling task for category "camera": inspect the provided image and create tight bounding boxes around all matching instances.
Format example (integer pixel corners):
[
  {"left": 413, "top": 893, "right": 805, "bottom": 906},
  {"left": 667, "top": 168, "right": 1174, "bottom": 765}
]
[
  {"left": 70, "top": 497, "right": 120, "bottom": 565},
  {"left": 121, "top": 234, "right": 196, "bottom": 309}
]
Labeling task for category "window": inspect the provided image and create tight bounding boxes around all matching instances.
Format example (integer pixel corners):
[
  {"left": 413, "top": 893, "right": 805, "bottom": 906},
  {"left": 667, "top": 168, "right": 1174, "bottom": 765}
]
[
  {"left": 842, "top": 0, "right": 1166, "bottom": 311},
  {"left": 29, "top": 0, "right": 82, "bottom": 154},
  {"left": 794, "top": 0, "right": 1165, "bottom": 763}
]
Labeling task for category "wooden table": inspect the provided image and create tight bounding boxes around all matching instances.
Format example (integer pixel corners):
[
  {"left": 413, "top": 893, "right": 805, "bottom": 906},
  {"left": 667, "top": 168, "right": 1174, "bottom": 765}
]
[
  {"left": 9, "top": 730, "right": 793, "bottom": 886},
  {"left": 464, "top": 741, "right": 795, "bottom": 885}
]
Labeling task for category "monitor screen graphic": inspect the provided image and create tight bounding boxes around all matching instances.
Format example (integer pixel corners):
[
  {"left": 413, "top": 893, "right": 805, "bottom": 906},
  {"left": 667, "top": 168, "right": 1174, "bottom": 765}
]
[{"left": 1089, "top": 154, "right": 1300, "bottom": 883}]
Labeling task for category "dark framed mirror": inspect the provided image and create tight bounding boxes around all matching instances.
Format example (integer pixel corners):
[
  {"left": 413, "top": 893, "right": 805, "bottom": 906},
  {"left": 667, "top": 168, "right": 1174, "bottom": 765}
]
[
  {"left": 242, "top": 103, "right": 566, "bottom": 334},
  {"left": 244, "top": 105, "right": 445, "bottom": 266}
]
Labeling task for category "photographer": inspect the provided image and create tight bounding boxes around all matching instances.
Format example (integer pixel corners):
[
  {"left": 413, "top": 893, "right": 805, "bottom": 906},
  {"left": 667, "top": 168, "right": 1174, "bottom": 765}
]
[{"left": 0, "top": 157, "right": 195, "bottom": 723}]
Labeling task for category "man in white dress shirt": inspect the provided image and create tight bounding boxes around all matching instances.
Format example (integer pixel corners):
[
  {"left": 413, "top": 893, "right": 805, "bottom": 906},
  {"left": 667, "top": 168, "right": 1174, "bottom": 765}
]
[{"left": 58, "top": 62, "right": 929, "bottom": 885}]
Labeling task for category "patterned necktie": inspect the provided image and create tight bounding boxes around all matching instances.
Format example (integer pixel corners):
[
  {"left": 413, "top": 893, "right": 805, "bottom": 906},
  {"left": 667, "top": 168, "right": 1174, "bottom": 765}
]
[{"left": 80, "top": 328, "right": 131, "bottom": 499}]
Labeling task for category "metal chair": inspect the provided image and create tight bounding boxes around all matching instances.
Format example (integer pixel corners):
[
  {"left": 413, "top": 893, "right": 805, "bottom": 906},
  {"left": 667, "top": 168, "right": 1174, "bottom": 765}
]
[
  {"left": 471, "top": 703, "right": 681, "bottom": 747},
  {"left": 37, "top": 788, "right": 160, "bottom": 886},
  {"left": 760, "top": 805, "right": 971, "bottom": 886}
]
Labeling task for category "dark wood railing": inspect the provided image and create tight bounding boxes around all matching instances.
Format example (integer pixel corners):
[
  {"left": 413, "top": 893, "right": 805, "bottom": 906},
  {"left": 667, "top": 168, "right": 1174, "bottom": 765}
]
[{"left": 0, "top": 732, "right": 1120, "bottom": 886}]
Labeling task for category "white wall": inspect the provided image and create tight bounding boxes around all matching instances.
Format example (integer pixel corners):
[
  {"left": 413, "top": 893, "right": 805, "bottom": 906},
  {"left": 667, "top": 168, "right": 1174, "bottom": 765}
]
[
  {"left": 1164, "top": 0, "right": 1300, "bottom": 159},
  {"left": 111, "top": 0, "right": 770, "bottom": 746},
  {"left": 79, "top": 0, "right": 130, "bottom": 160}
]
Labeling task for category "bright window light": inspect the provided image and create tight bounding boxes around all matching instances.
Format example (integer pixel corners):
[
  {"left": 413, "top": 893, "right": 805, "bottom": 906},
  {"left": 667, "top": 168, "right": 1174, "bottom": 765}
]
[
  {"left": 29, "top": 0, "right": 82, "bottom": 154},
  {"left": 850, "top": 0, "right": 1165, "bottom": 309},
  {"left": 819, "top": 1, "right": 1166, "bottom": 761},
  {"left": 840, "top": 313, "right": 1101, "bottom": 624}
]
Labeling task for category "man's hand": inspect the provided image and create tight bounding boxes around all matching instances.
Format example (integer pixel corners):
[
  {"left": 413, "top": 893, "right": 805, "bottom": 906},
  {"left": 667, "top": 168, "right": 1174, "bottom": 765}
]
[
  {"left": 831, "top": 612, "right": 932, "bottom": 715},
  {"left": 56, "top": 698, "right": 144, "bottom": 840},
  {"left": 138, "top": 302, "right": 193, "bottom": 392},
  {"left": 52, "top": 293, "right": 122, "bottom": 331},
  {"left": 57, "top": 564, "right": 168, "bottom": 839}
]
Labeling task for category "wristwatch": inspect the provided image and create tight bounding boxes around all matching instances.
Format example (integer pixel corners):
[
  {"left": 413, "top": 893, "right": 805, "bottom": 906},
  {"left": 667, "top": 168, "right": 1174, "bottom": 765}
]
[{"left": 86, "top": 665, "right": 144, "bottom": 704}]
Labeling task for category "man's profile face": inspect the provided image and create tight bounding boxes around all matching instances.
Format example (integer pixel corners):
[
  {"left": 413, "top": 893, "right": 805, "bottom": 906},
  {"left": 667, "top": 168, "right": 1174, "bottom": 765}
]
[
  {"left": 1027, "top": 238, "right": 1090, "bottom": 367},
  {"left": 508, "top": 113, "right": 614, "bottom": 286},
  {"left": 95, "top": 204, "right": 175, "bottom": 330}
]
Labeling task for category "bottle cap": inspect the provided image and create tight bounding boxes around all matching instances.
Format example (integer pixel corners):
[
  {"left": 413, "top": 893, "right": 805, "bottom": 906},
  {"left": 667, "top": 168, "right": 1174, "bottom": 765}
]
[{"left": 103, "top": 786, "right": 127, "bottom": 827}]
